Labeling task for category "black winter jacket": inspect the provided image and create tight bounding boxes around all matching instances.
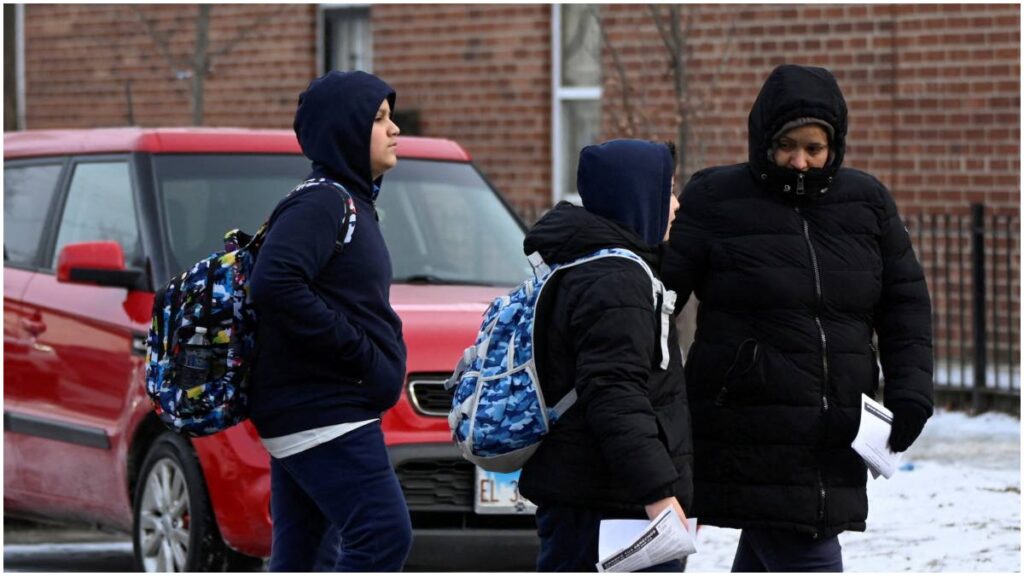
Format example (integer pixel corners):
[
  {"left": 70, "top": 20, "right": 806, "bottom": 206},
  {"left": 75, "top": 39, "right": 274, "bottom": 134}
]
[
  {"left": 518, "top": 202, "right": 694, "bottom": 516},
  {"left": 662, "top": 65, "right": 933, "bottom": 538}
]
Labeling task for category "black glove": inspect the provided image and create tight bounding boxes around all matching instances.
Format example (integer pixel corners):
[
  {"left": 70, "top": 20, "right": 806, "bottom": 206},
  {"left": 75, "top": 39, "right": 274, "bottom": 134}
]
[{"left": 887, "top": 401, "right": 931, "bottom": 453}]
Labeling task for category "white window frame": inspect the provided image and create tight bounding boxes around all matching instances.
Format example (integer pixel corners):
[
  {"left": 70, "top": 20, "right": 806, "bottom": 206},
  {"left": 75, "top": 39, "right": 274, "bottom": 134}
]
[
  {"left": 16, "top": 3, "right": 26, "bottom": 129},
  {"left": 317, "top": 4, "right": 373, "bottom": 76},
  {"left": 551, "top": 4, "right": 602, "bottom": 206}
]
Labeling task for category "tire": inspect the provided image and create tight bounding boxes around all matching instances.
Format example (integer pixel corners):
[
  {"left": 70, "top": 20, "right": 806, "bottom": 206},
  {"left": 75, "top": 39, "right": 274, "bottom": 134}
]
[{"left": 131, "top": 432, "right": 261, "bottom": 572}]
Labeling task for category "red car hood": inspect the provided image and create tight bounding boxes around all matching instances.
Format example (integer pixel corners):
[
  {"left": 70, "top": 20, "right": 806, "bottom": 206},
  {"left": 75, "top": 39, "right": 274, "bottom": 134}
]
[{"left": 390, "top": 284, "right": 508, "bottom": 375}]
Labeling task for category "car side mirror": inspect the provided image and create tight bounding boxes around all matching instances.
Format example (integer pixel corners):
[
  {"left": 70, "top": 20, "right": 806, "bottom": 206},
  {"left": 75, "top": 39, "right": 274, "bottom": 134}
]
[{"left": 57, "top": 241, "right": 148, "bottom": 291}]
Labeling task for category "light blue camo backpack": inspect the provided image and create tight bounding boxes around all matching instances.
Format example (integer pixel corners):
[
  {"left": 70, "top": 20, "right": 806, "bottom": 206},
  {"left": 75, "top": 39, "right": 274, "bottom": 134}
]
[{"left": 445, "top": 248, "right": 677, "bottom": 472}]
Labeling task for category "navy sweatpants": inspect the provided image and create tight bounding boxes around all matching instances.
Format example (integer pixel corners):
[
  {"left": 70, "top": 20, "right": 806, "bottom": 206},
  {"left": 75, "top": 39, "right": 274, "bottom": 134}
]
[
  {"left": 730, "top": 528, "right": 843, "bottom": 572},
  {"left": 268, "top": 421, "right": 412, "bottom": 572},
  {"left": 535, "top": 502, "right": 686, "bottom": 572}
]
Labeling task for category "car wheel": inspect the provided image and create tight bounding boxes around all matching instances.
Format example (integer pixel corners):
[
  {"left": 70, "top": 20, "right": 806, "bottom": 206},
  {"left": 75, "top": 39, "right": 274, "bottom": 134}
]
[{"left": 132, "top": 432, "right": 252, "bottom": 572}]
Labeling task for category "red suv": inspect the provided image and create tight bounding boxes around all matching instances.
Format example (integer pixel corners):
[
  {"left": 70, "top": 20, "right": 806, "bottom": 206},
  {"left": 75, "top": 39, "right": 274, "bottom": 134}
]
[{"left": 4, "top": 128, "right": 538, "bottom": 571}]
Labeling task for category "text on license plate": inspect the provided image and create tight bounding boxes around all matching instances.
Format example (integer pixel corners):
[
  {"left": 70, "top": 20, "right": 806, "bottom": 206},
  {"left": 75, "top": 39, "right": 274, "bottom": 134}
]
[{"left": 474, "top": 467, "right": 537, "bottom": 515}]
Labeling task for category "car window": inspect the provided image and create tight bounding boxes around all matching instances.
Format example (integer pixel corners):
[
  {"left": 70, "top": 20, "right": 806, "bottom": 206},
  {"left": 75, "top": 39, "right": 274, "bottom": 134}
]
[
  {"left": 154, "top": 154, "right": 529, "bottom": 287},
  {"left": 51, "top": 161, "right": 144, "bottom": 269},
  {"left": 4, "top": 163, "right": 63, "bottom": 267},
  {"left": 378, "top": 160, "right": 530, "bottom": 286},
  {"left": 153, "top": 154, "right": 310, "bottom": 272}
]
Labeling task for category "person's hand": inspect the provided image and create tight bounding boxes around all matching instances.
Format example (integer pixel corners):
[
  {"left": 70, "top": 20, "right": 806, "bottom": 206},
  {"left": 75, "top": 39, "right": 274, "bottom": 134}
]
[
  {"left": 887, "top": 400, "right": 930, "bottom": 453},
  {"left": 645, "top": 496, "right": 689, "bottom": 530}
]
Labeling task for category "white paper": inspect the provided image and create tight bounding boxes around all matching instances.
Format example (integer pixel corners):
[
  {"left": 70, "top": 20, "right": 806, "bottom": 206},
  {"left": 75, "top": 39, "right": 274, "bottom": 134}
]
[
  {"left": 595, "top": 509, "right": 698, "bottom": 573},
  {"left": 851, "top": 394, "right": 903, "bottom": 479}
]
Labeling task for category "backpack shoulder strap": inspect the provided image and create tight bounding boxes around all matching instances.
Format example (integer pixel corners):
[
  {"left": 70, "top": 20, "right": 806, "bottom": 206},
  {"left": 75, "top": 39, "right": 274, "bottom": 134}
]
[
  {"left": 262, "top": 178, "right": 356, "bottom": 254},
  {"left": 320, "top": 180, "right": 356, "bottom": 254},
  {"left": 540, "top": 248, "right": 676, "bottom": 370},
  {"left": 599, "top": 249, "right": 676, "bottom": 370}
]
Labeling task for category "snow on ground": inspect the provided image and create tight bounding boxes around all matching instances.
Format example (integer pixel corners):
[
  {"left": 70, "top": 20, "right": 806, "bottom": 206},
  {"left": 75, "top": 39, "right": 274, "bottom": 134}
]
[
  {"left": 932, "top": 361, "right": 1020, "bottom": 390},
  {"left": 685, "top": 409, "right": 1021, "bottom": 572}
]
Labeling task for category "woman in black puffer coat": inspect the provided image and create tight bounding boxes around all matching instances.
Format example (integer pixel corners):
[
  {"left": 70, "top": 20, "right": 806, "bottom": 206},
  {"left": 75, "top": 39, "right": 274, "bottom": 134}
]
[{"left": 662, "top": 64, "right": 933, "bottom": 571}]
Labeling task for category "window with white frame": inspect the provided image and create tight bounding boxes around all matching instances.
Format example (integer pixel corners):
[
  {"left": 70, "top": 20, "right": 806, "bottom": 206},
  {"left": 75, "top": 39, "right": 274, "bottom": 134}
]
[
  {"left": 552, "top": 4, "right": 602, "bottom": 205},
  {"left": 320, "top": 5, "right": 372, "bottom": 74},
  {"left": 4, "top": 4, "right": 25, "bottom": 131}
]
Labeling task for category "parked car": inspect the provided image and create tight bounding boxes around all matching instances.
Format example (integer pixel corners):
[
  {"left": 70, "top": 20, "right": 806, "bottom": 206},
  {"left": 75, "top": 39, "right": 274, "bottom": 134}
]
[{"left": 3, "top": 128, "right": 539, "bottom": 571}]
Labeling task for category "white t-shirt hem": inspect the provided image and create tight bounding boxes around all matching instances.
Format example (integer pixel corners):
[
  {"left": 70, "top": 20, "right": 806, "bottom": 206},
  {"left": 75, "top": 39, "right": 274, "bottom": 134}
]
[{"left": 260, "top": 418, "right": 379, "bottom": 459}]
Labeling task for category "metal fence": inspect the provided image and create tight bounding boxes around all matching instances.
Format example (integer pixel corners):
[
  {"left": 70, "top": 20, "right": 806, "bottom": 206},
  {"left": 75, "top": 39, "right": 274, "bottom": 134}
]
[{"left": 904, "top": 204, "right": 1020, "bottom": 414}]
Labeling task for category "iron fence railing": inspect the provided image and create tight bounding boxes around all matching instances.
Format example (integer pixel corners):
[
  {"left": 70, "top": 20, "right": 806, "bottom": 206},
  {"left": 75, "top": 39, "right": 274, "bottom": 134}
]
[{"left": 904, "top": 204, "right": 1020, "bottom": 413}]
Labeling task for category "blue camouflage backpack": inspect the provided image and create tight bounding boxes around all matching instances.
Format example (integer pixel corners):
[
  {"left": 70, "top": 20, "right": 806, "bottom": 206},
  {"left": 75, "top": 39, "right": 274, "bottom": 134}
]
[
  {"left": 445, "top": 248, "right": 677, "bottom": 472},
  {"left": 145, "top": 178, "right": 356, "bottom": 437}
]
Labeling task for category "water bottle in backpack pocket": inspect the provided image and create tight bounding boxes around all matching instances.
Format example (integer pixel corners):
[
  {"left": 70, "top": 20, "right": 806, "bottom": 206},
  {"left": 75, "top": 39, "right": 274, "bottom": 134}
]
[
  {"left": 172, "top": 326, "right": 231, "bottom": 416},
  {"left": 146, "top": 234, "right": 261, "bottom": 437}
]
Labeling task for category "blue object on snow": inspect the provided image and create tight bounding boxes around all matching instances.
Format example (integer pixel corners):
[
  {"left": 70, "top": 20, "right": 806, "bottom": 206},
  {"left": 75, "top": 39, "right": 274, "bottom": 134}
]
[{"left": 899, "top": 462, "right": 915, "bottom": 471}]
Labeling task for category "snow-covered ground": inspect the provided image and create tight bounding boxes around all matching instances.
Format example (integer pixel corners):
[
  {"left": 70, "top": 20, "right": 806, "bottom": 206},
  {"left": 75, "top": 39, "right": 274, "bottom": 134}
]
[
  {"left": 685, "top": 409, "right": 1021, "bottom": 572},
  {"left": 932, "top": 361, "right": 1020, "bottom": 390},
  {"left": 4, "top": 410, "right": 1018, "bottom": 572}
]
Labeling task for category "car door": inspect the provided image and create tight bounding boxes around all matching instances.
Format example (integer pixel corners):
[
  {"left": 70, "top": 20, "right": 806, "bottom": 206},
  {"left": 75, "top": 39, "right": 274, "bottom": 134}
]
[
  {"left": 16, "top": 157, "right": 150, "bottom": 520},
  {"left": 3, "top": 159, "right": 67, "bottom": 506}
]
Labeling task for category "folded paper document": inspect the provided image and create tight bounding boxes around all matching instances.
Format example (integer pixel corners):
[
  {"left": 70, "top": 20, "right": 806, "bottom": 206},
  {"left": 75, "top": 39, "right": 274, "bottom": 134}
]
[
  {"left": 851, "top": 394, "right": 902, "bottom": 479},
  {"left": 596, "top": 509, "right": 698, "bottom": 573}
]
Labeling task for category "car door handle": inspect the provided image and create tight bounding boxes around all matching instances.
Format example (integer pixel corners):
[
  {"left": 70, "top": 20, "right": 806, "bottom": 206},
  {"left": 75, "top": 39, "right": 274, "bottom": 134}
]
[{"left": 21, "top": 318, "right": 47, "bottom": 337}]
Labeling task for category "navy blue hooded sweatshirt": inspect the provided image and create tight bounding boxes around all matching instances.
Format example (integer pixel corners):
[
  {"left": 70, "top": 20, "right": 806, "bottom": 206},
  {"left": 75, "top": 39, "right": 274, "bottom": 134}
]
[
  {"left": 577, "top": 139, "right": 674, "bottom": 246},
  {"left": 248, "top": 71, "right": 406, "bottom": 438}
]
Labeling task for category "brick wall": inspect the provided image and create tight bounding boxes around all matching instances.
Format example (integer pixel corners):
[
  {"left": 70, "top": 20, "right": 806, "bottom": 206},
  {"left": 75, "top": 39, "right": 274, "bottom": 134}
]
[
  {"left": 599, "top": 3, "right": 1019, "bottom": 361},
  {"left": 599, "top": 3, "right": 1020, "bottom": 216},
  {"left": 19, "top": 3, "right": 1019, "bottom": 220},
  {"left": 372, "top": 4, "right": 552, "bottom": 222},
  {"left": 22, "top": 4, "right": 315, "bottom": 129},
  {"left": 17, "top": 4, "right": 1020, "bottom": 365}
]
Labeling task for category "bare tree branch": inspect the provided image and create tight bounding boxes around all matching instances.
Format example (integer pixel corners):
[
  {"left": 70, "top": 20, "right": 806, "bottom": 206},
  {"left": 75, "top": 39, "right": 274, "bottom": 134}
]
[
  {"left": 705, "top": 15, "right": 739, "bottom": 106},
  {"left": 563, "top": 5, "right": 594, "bottom": 61},
  {"left": 129, "top": 6, "right": 193, "bottom": 115},
  {"left": 682, "top": 5, "right": 694, "bottom": 50},
  {"left": 191, "top": 4, "right": 210, "bottom": 125},
  {"left": 672, "top": 6, "right": 687, "bottom": 100},
  {"left": 133, "top": 5, "right": 285, "bottom": 125},
  {"left": 692, "top": 12, "right": 740, "bottom": 169},
  {"left": 209, "top": 5, "right": 289, "bottom": 63},
  {"left": 132, "top": 6, "right": 188, "bottom": 70},
  {"left": 646, "top": 4, "right": 678, "bottom": 64},
  {"left": 599, "top": 9, "right": 639, "bottom": 136},
  {"left": 665, "top": 5, "right": 689, "bottom": 176}
]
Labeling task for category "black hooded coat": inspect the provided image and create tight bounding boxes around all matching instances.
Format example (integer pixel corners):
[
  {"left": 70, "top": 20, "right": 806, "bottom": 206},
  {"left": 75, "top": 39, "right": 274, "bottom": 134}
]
[
  {"left": 518, "top": 140, "right": 693, "bottom": 515},
  {"left": 662, "top": 65, "right": 933, "bottom": 538},
  {"left": 249, "top": 71, "right": 406, "bottom": 438}
]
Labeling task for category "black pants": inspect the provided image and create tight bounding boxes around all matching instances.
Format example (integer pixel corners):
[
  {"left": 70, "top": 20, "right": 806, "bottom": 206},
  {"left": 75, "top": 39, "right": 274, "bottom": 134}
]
[
  {"left": 536, "top": 502, "right": 686, "bottom": 572},
  {"left": 731, "top": 528, "right": 843, "bottom": 572},
  {"left": 268, "top": 422, "right": 412, "bottom": 572}
]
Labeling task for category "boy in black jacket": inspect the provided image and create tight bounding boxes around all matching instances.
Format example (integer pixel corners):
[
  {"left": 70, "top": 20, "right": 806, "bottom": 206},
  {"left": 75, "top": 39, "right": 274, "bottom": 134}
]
[
  {"left": 519, "top": 140, "right": 693, "bottom": 572},
  {"left": 248, "top": 71, "right": 411, "bottom": 571}
]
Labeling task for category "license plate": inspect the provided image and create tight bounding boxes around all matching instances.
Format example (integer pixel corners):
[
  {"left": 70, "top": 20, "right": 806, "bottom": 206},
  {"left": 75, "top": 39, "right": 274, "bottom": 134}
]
[{"left": 474, "top": 467, "right": 537, "bottom": 515}]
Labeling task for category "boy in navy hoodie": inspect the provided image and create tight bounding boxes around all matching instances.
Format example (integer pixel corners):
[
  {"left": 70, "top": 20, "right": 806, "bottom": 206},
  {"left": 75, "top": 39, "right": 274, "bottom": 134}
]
[{"left": 248, "top": 71, "right": 411, "bottom": 571}]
